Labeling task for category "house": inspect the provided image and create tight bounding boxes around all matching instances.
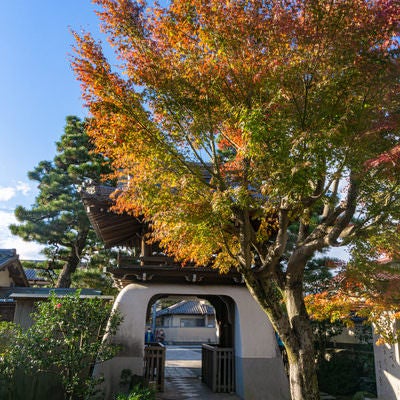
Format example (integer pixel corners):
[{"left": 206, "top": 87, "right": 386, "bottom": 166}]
[
  {"left": 24, "top": 268, "right": 51, "bottom": 287},
  {"left": 1, "top": 249, "right": 113, "bottom": 328},
  {"left": 0, "top": 249, "right": 29, "bottom": 322},
  {"left": 155, "top": 299, "right": 217, "bottom": 344},
  {"left": 8, "top": 287, "right": 113, "bottom": 329}
]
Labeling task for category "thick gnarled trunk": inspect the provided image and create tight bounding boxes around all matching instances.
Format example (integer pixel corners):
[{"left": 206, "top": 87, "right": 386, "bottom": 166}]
[
  {"left": 285, "top": 291, "right": 319, "bottom": 400},
  {"left": 56, "top": 258, "right": 78, "bottom": 288},
  {"left": 287, "top": 347, "right": 319, "bottom": 400},
  {"left": 56, "top": 231, "right": 89, "bottom": 288},
  {"left": 243, "top": 260, "right": 319, "bottom": 400},
  {"left": 284, "top": 263, "right": 319, "bottom": 399}
]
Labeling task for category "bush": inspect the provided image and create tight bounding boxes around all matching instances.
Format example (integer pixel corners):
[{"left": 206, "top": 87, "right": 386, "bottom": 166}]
[
  {"left": 0, "top": 291, "right": 122, "bottom": 400},
  {"left": 318, "top": 351, "right": 362, "bottom": 395},
  {"left": 0, "top": 321, "right": 20, "bottom": 356},
  {"left": 115, "top": 384, "right": 156, "bottom": 400}
]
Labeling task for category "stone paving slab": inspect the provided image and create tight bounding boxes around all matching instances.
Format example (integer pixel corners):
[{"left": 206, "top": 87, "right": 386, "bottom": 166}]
[
  {"left": 165, "top": 366, "right": 200, "bottom": 378},
  {"left": 157, "top": 376, "right": 241, "bottom": 400},
  {"left": 159, "top": 346, "right": 240, "bottom": 399}
]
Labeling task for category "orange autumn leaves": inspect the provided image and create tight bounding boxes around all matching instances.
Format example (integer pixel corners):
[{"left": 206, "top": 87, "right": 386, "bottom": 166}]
[
  {"left": 71, "top": 0, "right": 399, "bottom": 272},
  {"left": 305, "top": 265, "right": 400, "bottom": 344}
]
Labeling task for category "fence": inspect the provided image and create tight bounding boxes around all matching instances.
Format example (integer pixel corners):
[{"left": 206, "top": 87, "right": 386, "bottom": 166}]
[
  {"left": 202, "top": 344, "right": 235, "bottom": 393},
  {"left": 143, "top": 343, "right": 166, "bottom": 392}
]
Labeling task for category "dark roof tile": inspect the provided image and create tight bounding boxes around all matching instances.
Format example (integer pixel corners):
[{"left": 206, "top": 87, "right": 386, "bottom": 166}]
[
  {"left": 156, "top": 300, "right": 215, "bottom": 317},
  {"left": 0, "top": 249, "right": 17, "bottom": 268},
  {"left": 24, "top": 269, "right": 47, "bottom": 281}
]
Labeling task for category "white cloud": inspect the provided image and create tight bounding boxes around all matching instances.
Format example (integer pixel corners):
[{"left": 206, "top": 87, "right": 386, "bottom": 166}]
[
  {"left": 16, "top": 181, "right": 31, "bottom": 196},
  {"left": 0, "top": 181, "right": 32, "bottom": 202},
  {"left": 0, "top": 187, "right": 16, "bottom": 201},
  {"left": 0, "top": 209, "right": 45, "bottom": 259}
]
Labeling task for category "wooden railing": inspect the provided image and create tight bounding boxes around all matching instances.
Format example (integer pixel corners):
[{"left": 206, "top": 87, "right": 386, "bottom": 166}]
[
  {"left": 202, "top": 344, "right": 235, "bottom": 393},
  {"left": 143, "top": 343, "right": 166, "bottom": 392}
]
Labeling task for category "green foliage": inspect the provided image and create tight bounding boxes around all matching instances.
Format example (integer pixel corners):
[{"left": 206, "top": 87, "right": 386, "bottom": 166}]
[
  {"left": 353, "top": 392, "right": 377, "bottom": 400},
  {"left": 0, "top": 292, "right": 122, "bottom": 400},
  {"left": 70, "top": 268, "right": 118, "bottom": 295},
  {"left": 317, "top": 351, "right": 376, "bottom": 396},
  {"left": 303, "top": 257, "right": 335, "bottom": 296},
  {"left": 312, "top": 319, "right": 344, "bottom": 363},
  {"left": 9, "top": 116, "right": 113, "bottom": 287},
  {"left": 0, "top": 321, "right": 21, "bottom": 356},
  {"left": 115, "top": 384, "right": 155, "bottom": 400}
]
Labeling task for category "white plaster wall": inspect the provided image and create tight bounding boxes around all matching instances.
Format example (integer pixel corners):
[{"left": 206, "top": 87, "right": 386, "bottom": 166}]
[
  {"left": 233, "top": 290, "right": 277, "bottom": 358},
  {"left": 374, "top": 329, "right": 400, "bottom": 400},
  {"left": 0, "top": 269, "right": 11, "bottom": 286}
]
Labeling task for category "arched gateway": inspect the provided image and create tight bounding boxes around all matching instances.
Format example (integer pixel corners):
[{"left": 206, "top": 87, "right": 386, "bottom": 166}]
[{"left": 81, "top": 185, "right": 290, "bottom": 400}]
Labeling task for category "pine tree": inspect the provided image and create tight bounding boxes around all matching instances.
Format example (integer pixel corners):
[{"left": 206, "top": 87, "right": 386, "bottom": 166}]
[{"left": 10, "top": 116, "right": 112, "bottom": 287}]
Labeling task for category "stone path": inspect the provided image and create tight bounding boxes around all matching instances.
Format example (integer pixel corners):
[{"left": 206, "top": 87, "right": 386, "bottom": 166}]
[
  {"left": 158, "top": 376, "right": 240, "bottom": 400},
  {"left": 157, "top": 346, "right": 240, "bottom": 400}
]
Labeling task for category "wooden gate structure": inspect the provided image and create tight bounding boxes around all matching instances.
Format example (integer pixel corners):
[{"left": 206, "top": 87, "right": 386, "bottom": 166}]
[
  {"left": 81, "top": 184, "right": 290, "bottom": 400},
  {"left": 143, "top": 343, "right": 166, "bottom": 391},
  {"left": 202, "top": 344, "right": 235, "bottom": 393}
]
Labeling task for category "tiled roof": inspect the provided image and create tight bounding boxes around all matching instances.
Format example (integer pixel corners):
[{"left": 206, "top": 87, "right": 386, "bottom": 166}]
[
  {"left": 0, "top": 249, "right": 18, "bottom": 269},
  {"left": 156, "top": 300, "right": 215, "bottom": 317},
  {"left": 0, "top": 287, "right": 13, "bottom": 300},
  {"left": 8, "top": 287, "right": 108, "bottom": 299},
  {"left": 0, "top": 249, "right": 29, "bottom": 287},
  {"left": 24, "top": 268, "right": 47, "bottom": 282}
]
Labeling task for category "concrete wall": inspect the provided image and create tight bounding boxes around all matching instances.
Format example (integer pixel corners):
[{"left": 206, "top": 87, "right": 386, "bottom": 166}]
[{"left": 93, "top": 283, "right": 290, "bottom": 400}]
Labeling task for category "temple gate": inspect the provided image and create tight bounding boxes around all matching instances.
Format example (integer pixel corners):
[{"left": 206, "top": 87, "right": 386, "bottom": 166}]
[{"left": 81, "top": 185, "right": 290, "bottom": 400}]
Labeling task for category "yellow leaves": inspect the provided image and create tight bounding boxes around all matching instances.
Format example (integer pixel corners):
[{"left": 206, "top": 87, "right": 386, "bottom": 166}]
[
  {"left": 213, "top": 248, "right": 238, "bottom": 274},
  {"left": 305, "top": 291, "right": 354, "bottom": 324},
  {"left": 256, "top": 212, "right": 279, "bottom": 242},
  {"left": 211, "top": 190, "right": 233, "bottom": 220}
]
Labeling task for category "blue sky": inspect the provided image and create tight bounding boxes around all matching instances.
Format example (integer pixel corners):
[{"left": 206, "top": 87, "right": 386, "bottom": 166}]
[{"left": 0, "top": 1, "right": 107, "bottom": 259}]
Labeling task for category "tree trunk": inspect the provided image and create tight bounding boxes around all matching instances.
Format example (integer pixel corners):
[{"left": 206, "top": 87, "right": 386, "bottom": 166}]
[
  {"left": 56, "top": 258, "right": 78, "bottom": 288},
  {"left": 282, "top": 276, "right": 319, "bottom": 399},
  {"left": 243, "top": 263, "right": 320, "bottom": 400},
  {"left": 56, "top": 231, "right": 88, "bottom": 288},
  {"left": 286, "top": 325, "right": 319, "bottom": 400}
]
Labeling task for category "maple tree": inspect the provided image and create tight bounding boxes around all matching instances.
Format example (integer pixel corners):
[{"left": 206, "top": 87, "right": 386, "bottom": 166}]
[
  {"left": 72, "top": 1, "right": 400, "bottom": 399},
  {"left": 306, "top": 146, "right": 400, "bottom": 347},
  {"left": 306, "top": 233, "right": 400, "bottom": 346}
]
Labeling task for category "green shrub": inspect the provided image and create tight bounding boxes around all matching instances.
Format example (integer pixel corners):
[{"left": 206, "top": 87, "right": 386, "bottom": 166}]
[
  {"left": 0, "top": 292, "right": 122, "bottom": 400},
  {"left": 0, "top": 321, "right": 20, "bottom": 356},
  {"left": 354, "top": 392, "right": 377, "bottom": 400},
  {"left": 353, "top": 392, "right": 365, "bottom": 400},
  {"left": 115, "top": 384, "right": 155, "bottom": 400},
  {"left": 318, "top": 351, "right": 362, "bottom": 395}
]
